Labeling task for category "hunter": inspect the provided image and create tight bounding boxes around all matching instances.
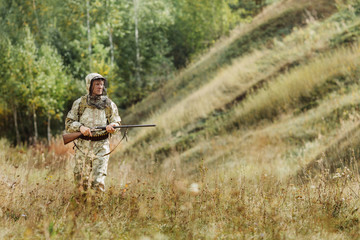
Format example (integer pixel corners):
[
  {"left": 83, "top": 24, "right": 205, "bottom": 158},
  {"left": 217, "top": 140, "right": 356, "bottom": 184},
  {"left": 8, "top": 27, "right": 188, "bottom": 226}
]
[{"left": 65, "top": 73, "right": 121, "bottom": 192}]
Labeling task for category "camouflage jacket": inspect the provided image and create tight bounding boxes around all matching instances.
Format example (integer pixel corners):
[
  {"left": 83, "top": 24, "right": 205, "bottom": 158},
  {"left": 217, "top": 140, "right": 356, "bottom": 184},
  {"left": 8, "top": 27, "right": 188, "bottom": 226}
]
[
  {"left": 65, "top": 73, "right": 121, "bottom": 134},
  {"left": 65, "top": 96, "right": 121, "bottom": 133}
]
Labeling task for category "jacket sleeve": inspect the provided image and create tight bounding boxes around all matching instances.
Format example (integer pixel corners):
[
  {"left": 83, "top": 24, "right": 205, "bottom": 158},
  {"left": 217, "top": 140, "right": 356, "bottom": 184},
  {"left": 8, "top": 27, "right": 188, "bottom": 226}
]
[
  {"left": 65, "top": 98, "right": 83, "bottom": 133},
  {"left": 109, "top": 100, "right": 121, "bottom": 126}
]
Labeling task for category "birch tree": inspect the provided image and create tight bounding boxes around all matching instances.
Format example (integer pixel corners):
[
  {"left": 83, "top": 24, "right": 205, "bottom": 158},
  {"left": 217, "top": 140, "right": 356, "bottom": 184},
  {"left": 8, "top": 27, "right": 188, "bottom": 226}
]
[
  {"left": 87, "top": 0, "right": 92, "bottom": 71},
  {"left": 106, "top": 0, "right": 115, "bottom": 66},
  {"left": 133, "top": 0, "right": 142, "bottom": 87},
  {"left": 37, "top": 45, "right": 70, "bottom": 143},
  {"left": 21, "top": 29, "right": 40, "bottom": 143},
  {"left": 0, "top": 38, "right": 22, "bottom": 144}
]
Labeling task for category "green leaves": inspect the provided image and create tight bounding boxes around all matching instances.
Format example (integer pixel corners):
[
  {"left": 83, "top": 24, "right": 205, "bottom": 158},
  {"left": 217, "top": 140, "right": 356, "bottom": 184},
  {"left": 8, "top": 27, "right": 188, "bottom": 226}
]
[
  {"left": 0, "top": 27, "right": 74, "bottom": 142},
  {"left": 0, "top": 0, "right": 261, "bottom": 142},
  {"left": 167, "top": 0, "right": 239, "bottom": 68}
]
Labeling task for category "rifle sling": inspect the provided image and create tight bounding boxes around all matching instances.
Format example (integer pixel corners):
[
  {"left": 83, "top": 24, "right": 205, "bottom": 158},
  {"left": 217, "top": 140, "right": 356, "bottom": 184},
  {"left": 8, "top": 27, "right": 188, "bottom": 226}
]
[
  {"left": 72, "top": 134, "right": 109, "bottom": 156},
  {"left": 73, "top": 142, "right": 85, "bottom": 155},
  {"left": 72, "top": 130, "right": 128, "bottom": 157},
  {"left": 103, "top": 128, "right": 128, "bottom": 157}
]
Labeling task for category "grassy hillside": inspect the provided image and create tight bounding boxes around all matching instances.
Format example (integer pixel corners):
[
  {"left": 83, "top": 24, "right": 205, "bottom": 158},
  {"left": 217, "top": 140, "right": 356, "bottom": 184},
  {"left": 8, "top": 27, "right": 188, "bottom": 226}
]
[
  {"left": 3, "top": 0, "right": 360, "bottom": 239},
  {"left": 122, "top": 0, "right": 336, "bottom": 124}
]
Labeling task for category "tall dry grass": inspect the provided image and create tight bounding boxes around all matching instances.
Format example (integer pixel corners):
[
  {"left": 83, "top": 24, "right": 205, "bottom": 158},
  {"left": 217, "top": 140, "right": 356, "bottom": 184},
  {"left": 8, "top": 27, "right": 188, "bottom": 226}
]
[
  {"left": 2, "top": 138, "right": 360, "bottom": 239},
  {"left": 144, "top": 85, "right": 360, "bottom": 186},
  {"left": 232, "top": 44, "right": 360, "bottom": 125}
]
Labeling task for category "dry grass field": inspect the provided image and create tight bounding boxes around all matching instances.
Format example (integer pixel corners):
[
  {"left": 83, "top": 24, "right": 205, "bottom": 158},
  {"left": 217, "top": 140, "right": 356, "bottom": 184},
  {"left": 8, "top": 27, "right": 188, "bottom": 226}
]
[{"left": 2, "top": 137, "right": 360, "bottom": 239}]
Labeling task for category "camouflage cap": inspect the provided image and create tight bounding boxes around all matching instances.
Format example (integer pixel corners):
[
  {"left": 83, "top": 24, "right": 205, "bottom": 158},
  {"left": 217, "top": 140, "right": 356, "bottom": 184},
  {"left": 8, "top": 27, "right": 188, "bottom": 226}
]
[{"left": 85, "top": 73, "right": 106, "bottom": 94}]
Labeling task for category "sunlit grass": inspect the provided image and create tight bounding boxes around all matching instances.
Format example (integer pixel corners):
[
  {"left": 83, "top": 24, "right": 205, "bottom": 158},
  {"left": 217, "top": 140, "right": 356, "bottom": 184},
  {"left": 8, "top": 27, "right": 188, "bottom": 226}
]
[
  {"left": 2, "top": 139, "right": 360, "bottom": 239},
  {"left": 231, "top": 45, "right": 360, "bottom": 125}
]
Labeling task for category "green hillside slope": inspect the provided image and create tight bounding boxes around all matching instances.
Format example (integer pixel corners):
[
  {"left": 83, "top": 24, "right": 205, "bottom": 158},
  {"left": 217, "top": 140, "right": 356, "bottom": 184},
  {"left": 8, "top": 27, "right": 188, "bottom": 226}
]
[
  {"left": 122, "top": 0, "right": 336, "bottom": 124},
  {"left": 117, "top": 0, "right": 360, "bottom": 181}
]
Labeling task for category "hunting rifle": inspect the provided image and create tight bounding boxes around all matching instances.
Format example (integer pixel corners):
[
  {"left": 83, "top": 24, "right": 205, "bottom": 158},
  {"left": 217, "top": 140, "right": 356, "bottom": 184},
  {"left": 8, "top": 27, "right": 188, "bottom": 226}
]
[{"left": 62, "top": 124, "right": 156, "bottom": 145}]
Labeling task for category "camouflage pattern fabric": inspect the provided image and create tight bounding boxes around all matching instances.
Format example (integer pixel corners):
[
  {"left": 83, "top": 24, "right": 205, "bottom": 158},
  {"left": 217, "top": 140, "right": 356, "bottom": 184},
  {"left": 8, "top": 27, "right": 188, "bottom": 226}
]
[
  {"left": 72, "top": 139, "right": 110, "bottom": 191},
  {"left": 65, "top": 73, "right": 121, "bottom": 192}
]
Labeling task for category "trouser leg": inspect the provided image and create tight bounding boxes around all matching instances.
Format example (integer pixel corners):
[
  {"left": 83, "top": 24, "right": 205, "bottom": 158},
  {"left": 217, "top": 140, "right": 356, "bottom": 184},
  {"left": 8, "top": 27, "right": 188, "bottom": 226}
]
[
  {"left": 73, "top": 140, "right": 110, "bottom": 192},
  {"left": 91, "top": 141, "right": 110, "bottom": 192},
  {"left": 91, "top": 155, "right": 109, "bottom": 192},
  {"left": 73, "top": 141, "right": 93, "bottom": 191}
]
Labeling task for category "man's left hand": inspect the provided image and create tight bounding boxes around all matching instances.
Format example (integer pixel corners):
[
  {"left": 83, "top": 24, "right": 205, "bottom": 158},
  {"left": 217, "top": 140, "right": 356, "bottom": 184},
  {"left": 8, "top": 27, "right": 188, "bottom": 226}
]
[{"left": 106, "top": 124, "right": 116, "bottom": 134}]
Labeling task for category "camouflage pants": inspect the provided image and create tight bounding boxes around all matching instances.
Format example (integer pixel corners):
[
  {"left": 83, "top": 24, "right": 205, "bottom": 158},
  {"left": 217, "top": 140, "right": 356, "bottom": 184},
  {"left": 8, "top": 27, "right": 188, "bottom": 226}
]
[{"left": 73, "top": 139, "right": 110, "bottom": 191}]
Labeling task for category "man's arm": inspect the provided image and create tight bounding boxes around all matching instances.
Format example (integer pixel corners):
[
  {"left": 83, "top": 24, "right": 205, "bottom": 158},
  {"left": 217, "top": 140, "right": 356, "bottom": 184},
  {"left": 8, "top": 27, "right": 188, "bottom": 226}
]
[
  {"left": 65, "top": 98, "right": 83, "bottom": 133},
  {"left": 106, "top": 100, "right": 122, "bottom": 134}
]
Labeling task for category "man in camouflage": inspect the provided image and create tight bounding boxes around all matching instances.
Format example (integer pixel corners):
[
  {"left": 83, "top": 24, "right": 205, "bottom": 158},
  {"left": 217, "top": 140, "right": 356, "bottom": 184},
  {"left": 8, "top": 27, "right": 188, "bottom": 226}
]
[{"left": 65, "top": 73, "right": 121, "bottom": 192}]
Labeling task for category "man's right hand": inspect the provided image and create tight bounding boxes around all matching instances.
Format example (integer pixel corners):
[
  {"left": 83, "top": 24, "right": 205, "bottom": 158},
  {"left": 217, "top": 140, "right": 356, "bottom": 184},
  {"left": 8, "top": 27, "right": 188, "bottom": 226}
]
[{"left": 80, "top": 126, "right": 92, "bottom": 136}]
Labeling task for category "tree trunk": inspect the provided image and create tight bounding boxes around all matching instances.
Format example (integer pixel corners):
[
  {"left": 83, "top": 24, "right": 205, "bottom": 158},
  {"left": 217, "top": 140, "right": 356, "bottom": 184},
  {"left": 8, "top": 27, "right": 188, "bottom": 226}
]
[
  {"left": 86, "top": 0, "right": 92, "bottom": 71},
  {"left": 13, "top": 105, "right": 21, "bottom": 145},
  {"left": 32, "top": 0, "right": 41, "bottom": 36},
  {"left": 33, "top": 107, "right": 38, "bottom": 144},
  {"left": 108, "top": 26, "right": 114, "bottom": 67},
  {"left": 106, "top": 0, "right": 115, "bottom": 66},
  {"left": 133, "top": 0, "right": 141, "bottom": 86},
  {"left": 47, "top": 114, "right": 51, "bottom": 144}
]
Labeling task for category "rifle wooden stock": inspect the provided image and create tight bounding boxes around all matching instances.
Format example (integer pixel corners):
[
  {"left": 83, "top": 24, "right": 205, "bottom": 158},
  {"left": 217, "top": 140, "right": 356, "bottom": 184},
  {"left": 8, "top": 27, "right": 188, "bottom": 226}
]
[
  {"left": 63, "top": 132, "right": 83, "bottom": 145},
  {"left": 62, "top": 124, "right": 156, "bottom": 145}
]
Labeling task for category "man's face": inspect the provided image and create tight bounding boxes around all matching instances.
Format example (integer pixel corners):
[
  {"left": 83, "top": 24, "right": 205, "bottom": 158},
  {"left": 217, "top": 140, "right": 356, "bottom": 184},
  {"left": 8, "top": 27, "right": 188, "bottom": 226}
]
[{"left": 91, "top": 79, "right": 104, "bottom": 96}]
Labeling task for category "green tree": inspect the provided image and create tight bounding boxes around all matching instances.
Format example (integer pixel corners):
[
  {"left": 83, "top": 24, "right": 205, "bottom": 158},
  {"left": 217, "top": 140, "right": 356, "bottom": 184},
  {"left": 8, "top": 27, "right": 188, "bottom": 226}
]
[
  {"left": 0, "top": 37, "right": 24, "bottom": 144},
  {"left": 109, "top": 0, "right": 175, "bottom": 108},
  {"left": 0, "top": 0, "right": 260, "bottom": 143},
  {"left": 37, "top": 44, "right": 71, "bottom": 143},
  {"left": 20, "top": 28, "right": 41, "bottom": 143},
  {"left": 168, "top": 0, "right": 238, "bottom": 68}
]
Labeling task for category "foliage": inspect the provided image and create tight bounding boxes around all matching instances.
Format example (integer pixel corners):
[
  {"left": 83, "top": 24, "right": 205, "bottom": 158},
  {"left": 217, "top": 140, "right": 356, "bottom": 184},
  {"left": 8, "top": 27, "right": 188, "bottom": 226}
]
[
  {"left": 167, "top": 0, "right": 239, "bottom": 68},
  {"left": 0, "top": 0, "right": 265, "bottom": 142},
  {"left": 0, "top": 0, "right": 258, "bottom": 142},
  {"left": 0, "top": 28, "right": 75, "bottom": 142}
]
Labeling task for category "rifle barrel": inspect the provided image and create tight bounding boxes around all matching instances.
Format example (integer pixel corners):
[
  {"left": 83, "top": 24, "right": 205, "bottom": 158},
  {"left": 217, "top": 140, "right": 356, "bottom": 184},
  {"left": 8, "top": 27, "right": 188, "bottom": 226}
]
[{"left": 95, "top": 124, "right": 156, "bottom": 130}]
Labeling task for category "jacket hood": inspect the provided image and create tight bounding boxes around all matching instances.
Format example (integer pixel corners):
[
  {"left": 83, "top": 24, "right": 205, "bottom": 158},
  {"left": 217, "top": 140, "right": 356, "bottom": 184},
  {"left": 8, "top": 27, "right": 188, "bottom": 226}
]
[{"left": 85, "top": 73, "right": 107, "bottom": 95}]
